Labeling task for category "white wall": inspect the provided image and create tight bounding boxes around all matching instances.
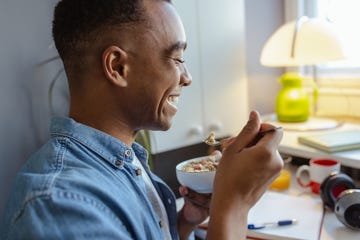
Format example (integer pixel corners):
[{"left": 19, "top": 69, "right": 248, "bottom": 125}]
[
  {"left": 0, "top": 0, "right": 285, "bottom": 218},
  {"left": 0, "top": 0, "right": 68, "bottom": 217},
  {"left": 245, "top": 0, "right": 285, "bottom": 114}
]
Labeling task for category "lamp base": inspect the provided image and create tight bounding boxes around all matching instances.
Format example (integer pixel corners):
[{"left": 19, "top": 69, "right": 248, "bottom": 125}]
[
  {"left": 263, "top": 114, "right": 342, "bottom": 131},
  {"left": 275, "top": 72, "right": 314, "bottom": 123},
  {"left": 276, "top": 114, "right": 308, "bottom": 123}
]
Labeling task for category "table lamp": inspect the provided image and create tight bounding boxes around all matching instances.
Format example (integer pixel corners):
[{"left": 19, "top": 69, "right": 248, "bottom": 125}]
[{"left": 260, "top": 16, "right": 347, "bottom": 122}]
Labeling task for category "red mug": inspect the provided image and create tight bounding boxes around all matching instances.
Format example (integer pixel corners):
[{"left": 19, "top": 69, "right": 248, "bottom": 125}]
[{"left": 296, "top": 158, "right": 340, "bottom": 194}]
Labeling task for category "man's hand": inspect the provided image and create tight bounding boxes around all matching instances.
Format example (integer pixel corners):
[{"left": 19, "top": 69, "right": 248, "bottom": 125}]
[
  {"left": 179, "top": 187, "right": 211, "bottom": 224},
  {"left": 177, "top": 187, "right": 211, "bottom": 240},
  {"left": 207, "top": 110, "right": 283, "bottom": 240}
]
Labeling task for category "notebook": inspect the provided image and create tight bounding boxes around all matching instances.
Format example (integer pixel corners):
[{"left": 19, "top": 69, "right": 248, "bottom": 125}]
[
  {"left": 246, "top": 191, "right": 323, "bottom": 240},
  {"left": 195, "top": 191, "right": 324, "bottom": 240},
  {"left": 298, "top": 129, "right": 360, "bottom": 153}
]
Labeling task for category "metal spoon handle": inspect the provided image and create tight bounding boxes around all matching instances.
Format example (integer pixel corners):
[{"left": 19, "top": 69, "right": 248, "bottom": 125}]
[{"left": 204, "top": 126, "right": 282, "bottom": 146}]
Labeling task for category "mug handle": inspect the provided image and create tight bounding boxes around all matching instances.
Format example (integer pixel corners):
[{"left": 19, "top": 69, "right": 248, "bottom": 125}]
[{"left": 296, "top": 165, "right": 311, "bottom": 188}]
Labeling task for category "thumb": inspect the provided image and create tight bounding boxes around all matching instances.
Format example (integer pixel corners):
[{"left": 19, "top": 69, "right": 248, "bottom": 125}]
[{"left": 226, "top": 110, "right": 261, "bottom": 153}]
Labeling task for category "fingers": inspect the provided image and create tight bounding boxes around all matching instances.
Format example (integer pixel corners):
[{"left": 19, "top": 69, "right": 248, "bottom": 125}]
[
  {"left": 209, "top": 150, "right": 222, "bottom": 160},
  {"left": 255, "top": 123, "right": 283, "bottom": 150},
  {"left": 179, "top": 185, "right": 188, "bottom": 197},
  {"left": 179, "top": 186, "right": 211, "bottom": 208},
  {"left": 225, "top": 110, "right": 261, "bottom": 153},
  {"left": 220, "top": 137, "right": 235, "bottom": 151}
]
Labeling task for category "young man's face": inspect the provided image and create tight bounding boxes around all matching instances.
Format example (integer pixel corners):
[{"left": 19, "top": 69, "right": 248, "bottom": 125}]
[{"left": 122, "top": 1, "right": 192, "bottom": 131}]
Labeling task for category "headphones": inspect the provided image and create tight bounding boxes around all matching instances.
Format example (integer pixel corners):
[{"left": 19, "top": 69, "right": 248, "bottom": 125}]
[{"left": 320, "top": 172, "right": 360, "bottom": 230}]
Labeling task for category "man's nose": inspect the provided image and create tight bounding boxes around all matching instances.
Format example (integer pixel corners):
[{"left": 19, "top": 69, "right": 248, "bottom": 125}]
[{"left": 180, "top": 63, "right": 192, "bottom": 86}]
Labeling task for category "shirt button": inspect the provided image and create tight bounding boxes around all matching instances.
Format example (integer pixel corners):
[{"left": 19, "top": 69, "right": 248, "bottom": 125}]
[
  {"left": 125, "top": 150, "right": 132, "bottom": 157},
  {"left": 159, "top": 220, "right": 163, "bottom": 228},
  {"left": 136, "top": 169, "right": 142, "bottom": 176},
  {"left": 115, "top": 160, "right": 122, "bottom": 166}
]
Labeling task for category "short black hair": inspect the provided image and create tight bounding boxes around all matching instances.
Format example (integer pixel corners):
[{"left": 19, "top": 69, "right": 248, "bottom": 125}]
[{"left": 52, "top": 0, "right": 147, "bottom": 63}]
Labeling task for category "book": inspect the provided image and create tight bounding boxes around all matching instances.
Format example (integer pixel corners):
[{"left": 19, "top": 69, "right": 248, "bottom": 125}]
[
  {"left": 298, "top": 129, "right": 360, "bottom": 153},
  {"left": 195, "top": 191, "right": 324, "bottom": 240}
]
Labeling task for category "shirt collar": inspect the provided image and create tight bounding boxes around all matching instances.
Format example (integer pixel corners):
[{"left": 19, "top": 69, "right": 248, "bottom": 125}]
[{"left": 50, "top": 117, "right": 149, "bottom": 168}]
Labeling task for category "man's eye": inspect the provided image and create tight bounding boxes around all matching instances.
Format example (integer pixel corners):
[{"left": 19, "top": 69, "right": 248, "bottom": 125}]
[
  {"left": 175, "top": 58, "right": 185, "bottom": 64},
  {"left": 169, "top": 57, "right": 185, "bottom": 64}
]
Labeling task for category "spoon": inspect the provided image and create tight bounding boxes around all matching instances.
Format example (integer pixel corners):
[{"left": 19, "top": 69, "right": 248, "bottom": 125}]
[{"left": 203, "top": 126, "right": 283, "bottom": 147}]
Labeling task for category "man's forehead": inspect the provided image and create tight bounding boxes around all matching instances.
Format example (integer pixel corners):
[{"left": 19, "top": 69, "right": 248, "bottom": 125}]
[{"left": 142, "top": 1, "right": 186, "bottom": 49}]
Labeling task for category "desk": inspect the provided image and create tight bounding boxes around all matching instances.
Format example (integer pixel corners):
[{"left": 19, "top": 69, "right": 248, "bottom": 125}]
[
  {"left": 265, "top": 116, "right": 360, "bottom": 169},
  {"left": 285, "top": 164, "right": 359, "bottom": 240},
  {"left": 176, "top": 165, "right": 360, "bottom": 239},
  {"left": 275, "top": 119, "right": 360, "bottom": 239},
  {"left": 177, "top": 142, "right": 360, "bottom": 240}
]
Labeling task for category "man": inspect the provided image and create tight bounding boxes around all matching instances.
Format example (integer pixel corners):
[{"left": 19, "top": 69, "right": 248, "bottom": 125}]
[{"left": 1, "top": 0, "right": 283, "bottom": 239}]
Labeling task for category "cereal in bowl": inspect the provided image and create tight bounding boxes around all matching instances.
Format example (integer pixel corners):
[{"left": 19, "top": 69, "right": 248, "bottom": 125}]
[{"left": 182, "top": 155, "right": 219, "bottom": 172}]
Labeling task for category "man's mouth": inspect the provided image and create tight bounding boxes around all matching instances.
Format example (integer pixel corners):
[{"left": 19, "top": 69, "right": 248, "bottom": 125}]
[{"left": 167, "top": 95, "right": 179, "bottom": 107}]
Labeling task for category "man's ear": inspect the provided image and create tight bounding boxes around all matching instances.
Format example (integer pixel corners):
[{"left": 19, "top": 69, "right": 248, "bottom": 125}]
[{"left": 102, "top": 46, "right": 128, "bottom": 87}]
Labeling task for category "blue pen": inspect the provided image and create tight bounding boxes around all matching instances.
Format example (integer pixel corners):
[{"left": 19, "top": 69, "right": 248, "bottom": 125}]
[{"left": 248, "top": 219, "right": 297, "bottom": 230}]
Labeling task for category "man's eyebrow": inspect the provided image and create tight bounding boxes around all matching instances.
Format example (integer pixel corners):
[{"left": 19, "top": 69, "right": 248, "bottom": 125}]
[{"left": 165, "top": 41, "right": 187, "bottom": 55}]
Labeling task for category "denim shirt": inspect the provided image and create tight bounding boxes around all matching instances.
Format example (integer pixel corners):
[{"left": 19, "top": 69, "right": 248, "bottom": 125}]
[{"left": 1, "top": 117, "right": 179, "bottom": 240}]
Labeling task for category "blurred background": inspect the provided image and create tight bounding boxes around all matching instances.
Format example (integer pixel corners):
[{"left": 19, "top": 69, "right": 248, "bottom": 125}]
[{"left": 1, "top": 0, "right": 359, "bottom": 217}]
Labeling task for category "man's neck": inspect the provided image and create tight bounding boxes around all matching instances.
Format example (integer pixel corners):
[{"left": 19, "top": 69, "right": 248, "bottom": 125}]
[{"left": 69, "top": 109, "right": 137, "bottom": 147}]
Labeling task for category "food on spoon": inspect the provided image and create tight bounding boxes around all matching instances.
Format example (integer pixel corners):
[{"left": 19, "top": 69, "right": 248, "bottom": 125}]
[
  {"left": 182, "top": 155, "right": 219, "bottom": 172},
  {"left": 204, "top": 132, "right": 217, "bottom": 145}
]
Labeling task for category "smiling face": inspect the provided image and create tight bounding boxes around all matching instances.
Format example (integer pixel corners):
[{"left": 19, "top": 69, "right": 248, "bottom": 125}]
[{"left": 120, "top": 1, "right": 192, "bottom": 131}]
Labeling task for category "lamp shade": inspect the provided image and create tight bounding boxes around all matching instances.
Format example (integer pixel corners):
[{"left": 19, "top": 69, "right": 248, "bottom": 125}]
[{"left": 260, "top": 17, "right": 347, "bottom": 67}]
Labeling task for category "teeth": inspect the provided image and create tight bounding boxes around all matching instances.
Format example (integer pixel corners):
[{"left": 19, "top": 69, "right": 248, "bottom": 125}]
[{"left": 168, "top": 96, "right": 179, "bottom": 104}]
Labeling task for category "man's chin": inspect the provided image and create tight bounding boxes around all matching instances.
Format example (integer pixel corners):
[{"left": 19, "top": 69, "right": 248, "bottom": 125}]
[
  {"left": 157, "top": 121, "right": 172, "bottom": 131},
  {"left": 150, "top": 118, "right": 173, "bottom": 131}
]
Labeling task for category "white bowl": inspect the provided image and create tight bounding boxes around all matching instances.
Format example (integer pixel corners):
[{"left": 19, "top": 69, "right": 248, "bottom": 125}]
[{"left": 176, "top": 156, "right": 218, "bottom": 193}]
